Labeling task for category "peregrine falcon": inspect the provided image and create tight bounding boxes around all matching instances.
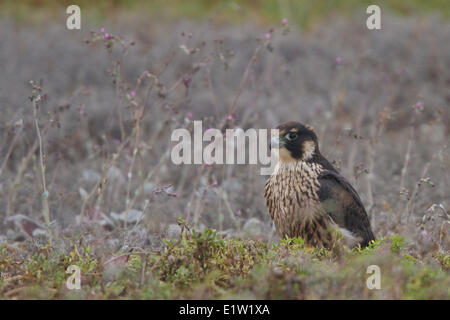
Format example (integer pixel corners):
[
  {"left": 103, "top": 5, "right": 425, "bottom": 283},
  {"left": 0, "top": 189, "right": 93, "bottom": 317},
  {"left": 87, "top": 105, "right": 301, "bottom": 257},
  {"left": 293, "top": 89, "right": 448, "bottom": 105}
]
[{"left": 264, "top": 122, "right": 375, "bottom": 248}]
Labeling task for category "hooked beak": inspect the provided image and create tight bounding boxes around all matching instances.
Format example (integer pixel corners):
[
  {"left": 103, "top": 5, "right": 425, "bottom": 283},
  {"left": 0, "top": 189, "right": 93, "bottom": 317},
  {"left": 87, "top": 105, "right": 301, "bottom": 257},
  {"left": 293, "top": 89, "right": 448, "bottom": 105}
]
[{"left": 270, "top": 136, "right": 285, "bottom": 149}]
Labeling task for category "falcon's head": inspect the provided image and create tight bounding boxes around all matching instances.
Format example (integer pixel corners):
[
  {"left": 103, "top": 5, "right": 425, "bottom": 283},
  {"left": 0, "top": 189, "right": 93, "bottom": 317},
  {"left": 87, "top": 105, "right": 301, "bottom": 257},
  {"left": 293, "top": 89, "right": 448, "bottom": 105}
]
[{"left": 271, "top": 121, "right": 318, "bottom": 162}]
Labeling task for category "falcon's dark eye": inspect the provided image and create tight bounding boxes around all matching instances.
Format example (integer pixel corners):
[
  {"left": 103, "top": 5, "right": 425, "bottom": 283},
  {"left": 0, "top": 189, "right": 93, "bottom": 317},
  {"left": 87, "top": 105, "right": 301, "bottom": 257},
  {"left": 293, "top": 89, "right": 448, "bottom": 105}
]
[{"left": 285, "top": 132, "right": 298, "bottom": 141}]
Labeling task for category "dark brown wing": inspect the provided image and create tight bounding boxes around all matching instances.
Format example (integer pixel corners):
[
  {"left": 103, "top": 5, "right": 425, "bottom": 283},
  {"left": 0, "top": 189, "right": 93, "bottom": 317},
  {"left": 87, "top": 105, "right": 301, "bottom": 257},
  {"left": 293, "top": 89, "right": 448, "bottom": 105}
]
[{"left": 317, "top": 170, "right": 375, "bottom": 246}]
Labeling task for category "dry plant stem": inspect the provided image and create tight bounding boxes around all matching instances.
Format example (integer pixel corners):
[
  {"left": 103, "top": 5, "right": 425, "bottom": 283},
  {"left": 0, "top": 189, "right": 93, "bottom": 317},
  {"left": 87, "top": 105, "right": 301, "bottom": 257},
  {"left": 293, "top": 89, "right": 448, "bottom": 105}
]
[
  {"left": 79, "top": 136, "right": 132, "bottom": 218},
  {"left": 122, "top": 72, "right": 157, "bottom": 213},
  {"left": 125, "top": 77, "right": 185, "bottom": 211},
  {"left": 222, "top": 190, "right": 241, "bottom": 233},
  {"left": 138, "top": 72, "right": 157, "bottom": 113},
  {"left": 6, "top": 137, "right": 39, "bottom": 217},
  {"left": 206, "top": 65, "right": 220, "bottom": 119},
  {"left": 125, "top": 124, "right": 141, "bottom": 229},
  {"left": 106, "top": 250, "right": 151, "bottom": 263},
  {"left": 186, "top": 168, "right": 203, "bottom": 224},
  {"left": 365, "top": 97, "right": 389, "bottom": 213},
  {"left": 32, "top": 98, "right": 51, "bottom": 241},
  {"left": 401, "top": 154, "right": 437, "bottom": 224},
  {"left": 228, "top": 44, "right": 263, "bottom": 115},
  {"left": 4, "top": 287, "right": 30, "bottom": 299},
  {"left": 365, "top": 122, "right": 377, "bottom": 210},
  {"left": 220, "top": 42, "right": 264, "bottom": 130},
  {"left": 175, "top": 166, "right": 190, "bottom": 196},
  {"left": 125, "top": 71, "right": 174, "bottom": 225},
  {"left": 347, "top": 98, "right": 366, "bottom": 176},
  {"left": 139, "top": 253, "right": 148, "bottom": 288},
  {"left": 439, "top": 220, "right": 449, "bottom": 250},
  {"left": 48, "top": 160, "right": 62, "bottom": 189},
  {"left": 104, "top": 43, "right": 128, "bottom": 143},
  {"left": 0, "top": 124, "right": 23, "bottom": 179},
  {"left": 126, "top": 147, "right": 171, "bottom": 212},
  {"left": 192, "top": 188, "right": 206, "bottom": 227},
  {"left": 218, "top": 189, "right": 224, "bottom": 232},
  {"left": 123, "top": 200, "right": 151, "bottom": 250},
  {"left": 115, "top": 62, "right": 126, "bottom": 142},
  {"left": 400, "top": 126, "right": 414, "bottom": 192},
  {"left": 117, "top": 46, "right": 129, "bottom": 141}
]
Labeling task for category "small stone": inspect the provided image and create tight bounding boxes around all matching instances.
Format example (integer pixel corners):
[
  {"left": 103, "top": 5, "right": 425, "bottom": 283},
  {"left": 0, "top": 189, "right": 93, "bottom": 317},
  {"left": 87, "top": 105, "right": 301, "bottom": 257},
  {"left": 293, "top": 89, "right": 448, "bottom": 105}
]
[
  {"left": 107, "top": 166, "right": 124, "bottom": 182},
  {"left": 243, "top": 218, "right": 264, "bottom": 236},
  {"left": 6, "top": 214, "right": 45, "bottom": 238},
  {"left": 218, "top": 229, "right": 237, "bottom": 239},
  {"left": 82, "top": 169, "right": 101, "bottom": 183},
  {"left": 121, "top": 209, "right": 142, "bottom": 224},
  {"left": 6, "top": 229, "right": 26, "bottom": 242},
  {"left": 144, "top": 182, "right": 155, "bottom": 195}
]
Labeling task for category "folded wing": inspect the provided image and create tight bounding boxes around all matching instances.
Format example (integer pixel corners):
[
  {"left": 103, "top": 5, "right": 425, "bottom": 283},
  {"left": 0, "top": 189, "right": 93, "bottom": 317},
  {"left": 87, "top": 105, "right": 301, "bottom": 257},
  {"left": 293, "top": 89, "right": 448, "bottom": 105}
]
[{"left": 317, "top": 170, "right": 375, "bottom": 247}]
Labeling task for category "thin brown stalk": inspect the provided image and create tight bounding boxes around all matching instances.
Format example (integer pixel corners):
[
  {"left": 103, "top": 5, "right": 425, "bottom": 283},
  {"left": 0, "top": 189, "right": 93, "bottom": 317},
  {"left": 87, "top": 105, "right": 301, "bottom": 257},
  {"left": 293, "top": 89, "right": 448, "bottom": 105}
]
[
  {"left": 32, "top": 97, "right": 51, "bottom": 241},
  {"left": 6, "top": 137, "right": 39, "bottom": 217},
  {"left": 399, "top": 127, "right": 414, "bottom": 192},
  {"left": 220, "top": 42, "right": 264, "bottom": 130},
  {"left": 401, "top": 157, "right": 434, "bottom": 224},
  {"left": 79, "top": 136, "right": 132, "bottom": 218},
  {"left": 0, "top": 123, "right": 23, "bottom": 179}
]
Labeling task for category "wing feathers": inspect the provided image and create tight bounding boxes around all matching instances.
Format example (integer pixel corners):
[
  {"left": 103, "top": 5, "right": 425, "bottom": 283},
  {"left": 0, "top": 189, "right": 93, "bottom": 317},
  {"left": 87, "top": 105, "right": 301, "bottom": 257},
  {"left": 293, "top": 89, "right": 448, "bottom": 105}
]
[{"left": 318, "top": 170, "right": 375, "bottom": 246}]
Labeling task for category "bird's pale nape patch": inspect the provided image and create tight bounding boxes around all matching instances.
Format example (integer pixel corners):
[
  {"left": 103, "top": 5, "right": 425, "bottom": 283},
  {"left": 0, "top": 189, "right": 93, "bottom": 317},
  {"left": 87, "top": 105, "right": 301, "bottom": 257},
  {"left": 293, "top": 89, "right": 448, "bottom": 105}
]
[{"left": 302, "top": 140, "right": 315, "bottom": 161}]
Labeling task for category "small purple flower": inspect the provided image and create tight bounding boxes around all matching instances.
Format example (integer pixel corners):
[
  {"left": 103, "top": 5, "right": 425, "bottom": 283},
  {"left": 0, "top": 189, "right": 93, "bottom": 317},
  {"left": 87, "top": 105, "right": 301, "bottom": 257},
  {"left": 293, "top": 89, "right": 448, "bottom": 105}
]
[
  {"left": 236, "top": 209, "right": 242, "bottom": 215},
  {"left": 265, "top": 33, "right": 271, "bottom": 40},
  {"left": 335, "top": 56, "right": 342, "bottom": 64},
  {"left": 413, "top": 101, "right": 424, "bottom": 112},
  {"left": 186, "top": 112, "right": 193, "bottom": 119},
  {"left": 130, "top": 91, "right": 136, "bottom": 98},
  {"left": 100, "top": 27, "right": 105, "bottom": 33},
  {"left": 282, "top": 18, "right": 288, "bottom": 26},
  {"left": 114, "top": 139, "right": 121, "bottom": 146},
  {"left": 183, "top": 76, "right": 191, "bottom": 87},
  {"left": 227, "top": 114, "right": 233, "bottom": 120},
  {"left": 212, "top": 180, "right": 218, "bottom": 187},
  {"left": 105, "top": 33, "right": 110, "bottom": 39}
]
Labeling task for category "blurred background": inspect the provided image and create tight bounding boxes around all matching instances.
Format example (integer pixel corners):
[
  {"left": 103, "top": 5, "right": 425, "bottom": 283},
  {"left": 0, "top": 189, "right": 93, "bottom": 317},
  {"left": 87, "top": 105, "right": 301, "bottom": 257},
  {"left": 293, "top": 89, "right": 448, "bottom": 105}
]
[{"left": 0, "top": 0, "right": 449, "bottom": 253}]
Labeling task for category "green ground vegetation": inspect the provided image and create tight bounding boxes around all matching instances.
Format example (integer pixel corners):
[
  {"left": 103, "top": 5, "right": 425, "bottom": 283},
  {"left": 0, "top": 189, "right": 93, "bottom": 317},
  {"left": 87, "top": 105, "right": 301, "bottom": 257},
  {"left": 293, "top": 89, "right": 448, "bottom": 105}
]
[{"left": 1, "top": 222, "right": 448, "bottom": 299}]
